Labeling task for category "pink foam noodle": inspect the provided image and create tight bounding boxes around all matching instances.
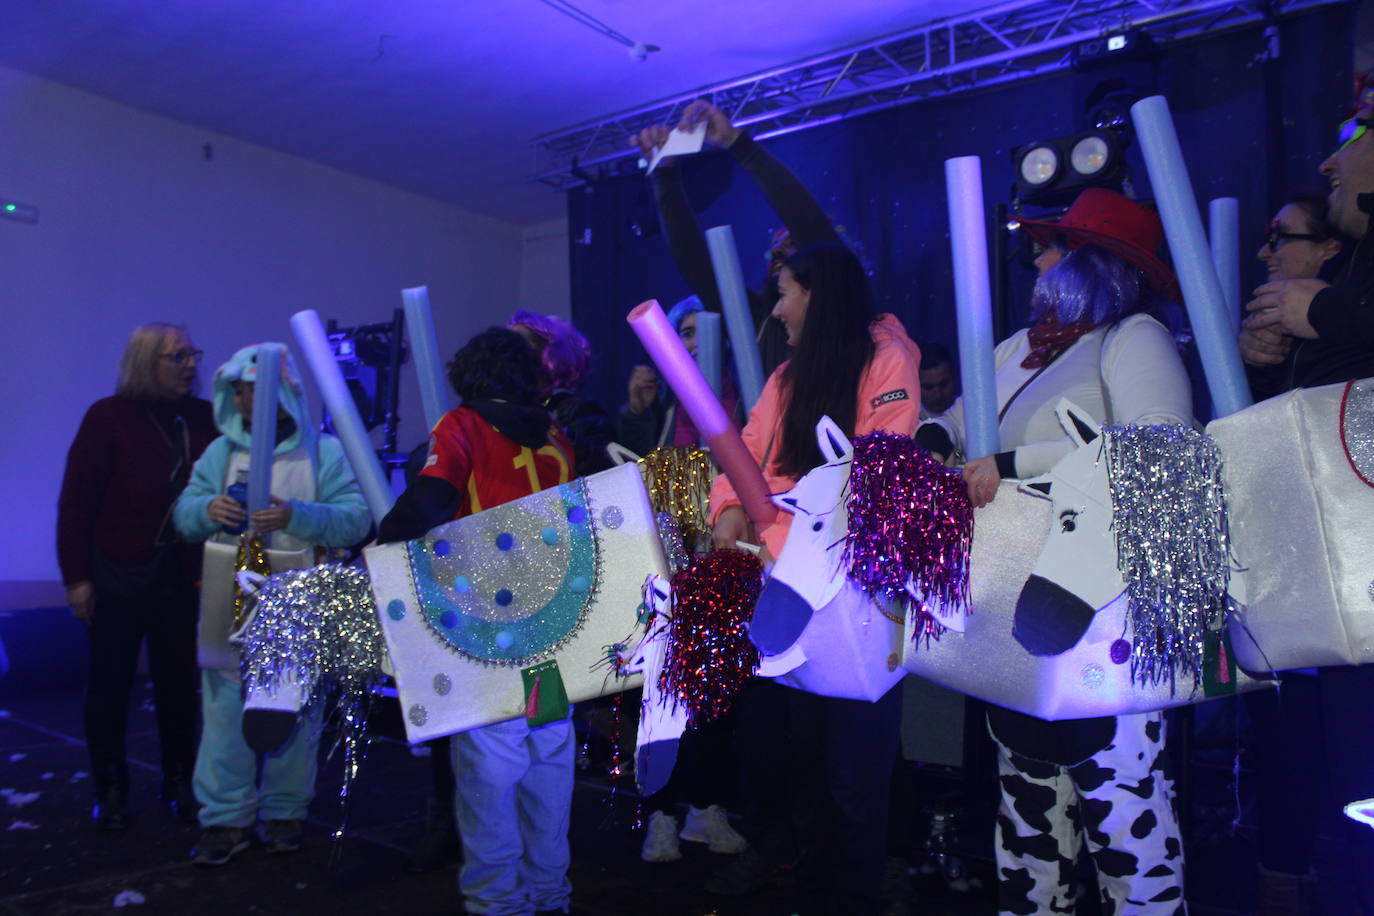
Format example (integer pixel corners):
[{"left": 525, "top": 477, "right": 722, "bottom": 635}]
[{"left": 627, "top": 299, "right": 776, "bottom": 529}]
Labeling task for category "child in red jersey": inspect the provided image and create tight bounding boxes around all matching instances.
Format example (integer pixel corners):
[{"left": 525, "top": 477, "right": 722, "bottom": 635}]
[{"left": 379, "top": 327, "right": 575, "bottom": 916}]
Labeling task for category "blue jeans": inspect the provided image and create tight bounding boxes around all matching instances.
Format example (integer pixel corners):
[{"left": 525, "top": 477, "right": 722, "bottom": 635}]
[
  {"left": 452, "top": 715, "right": 574, "bottom": 916},
  {"left": 193, "top": 668, "right": 321, "bottom": 828}
]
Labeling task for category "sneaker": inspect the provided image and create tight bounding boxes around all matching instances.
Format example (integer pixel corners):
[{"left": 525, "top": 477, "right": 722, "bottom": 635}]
[
  {"left": 192, "top": 826, "right": 251, "bottom": 867},
  {"left": 640, "top": 810, "right": 683, "bottom": 863},
  {"left": 679, "top": 805, "right": 746, "bottom": 854},
  {"left": 257, "top": 819, "right": 303, "bottom": 855},
  {"left": 162, "top": 778, "right": 200, "bottom": 824},
  {"left": 92, "top": 786, "right": 129, "bottom": 832}
]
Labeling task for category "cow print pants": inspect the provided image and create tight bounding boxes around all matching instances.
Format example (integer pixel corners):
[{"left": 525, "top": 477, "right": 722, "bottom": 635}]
[{"left": 993, "top": 712, "right": 1186, "bottom": 915}]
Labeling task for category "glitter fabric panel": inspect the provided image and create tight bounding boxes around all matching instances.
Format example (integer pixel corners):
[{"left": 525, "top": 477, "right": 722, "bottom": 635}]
[
  {"left": 408, "top": 479, "right": 598, "bottom": 667},
  {"left": 1341, "top": 379, "right": 1374, "bottom": 486},
  {"left": 1103, "top": 424, "right": 1230, "bottom": 691}
]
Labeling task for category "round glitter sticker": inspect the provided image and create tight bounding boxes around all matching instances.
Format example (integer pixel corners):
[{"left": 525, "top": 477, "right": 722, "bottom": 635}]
[
  {"left": 567, "top": 505, "right": 587, "bottom": 525},
  {"left": 387, "top": 599, "right": 407, "bottom": 621},
  {"left": 600, "top": 506, "right": 624, "bottom": 530},
  {"left": 541, "top": 527, "right": 560, "bottom": 546},
  {"left": 452, "top": 575, "right": 470, "bottom": 594},
  {"left": 433, "top": 539, "right": 451, "bottom": 558},
  {"left": 495, "top": 631, "right": 515, "bottom": 650},
  {"left": 494, "top": 589, "right": 514, "bottom": 606},
  {"left": 569, "top": 576, "right": 590, "bottom": 594},
  {"left": 1368, "top": 578, "right": 1374, "bottom": 604},
  {"left": 408, "top": 704, "right": 428, "bottom": 726},
  {"left": 1081, "top": 664, "right": 1105, "bottom": 689},
  {"left": 1109, "top": 639, "right": 1131, "bottom": 665},
  {"left": 440, "top": 611, "right": 459, "bottom": 629},
  {"left": 495, "top": 532, "right": 515, "bottom": 551},
  {"left": 432, "top": 673, "right": 452, "bottom": 696}
]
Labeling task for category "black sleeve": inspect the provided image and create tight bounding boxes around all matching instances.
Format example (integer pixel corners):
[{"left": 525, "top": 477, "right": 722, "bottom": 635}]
[
  {"left": 615, "top": 403, "right": 662, "bottom": 458},
  {"left": 1307, "top": 283, "right": 1374, "bottom": 347},
  {"left": 377, "top": 476, "right": 461, "bottom": 545},
  {"left": 994, "top": 451, "right": 1018, "bottom": 479},
  {"left": 651, "top": 166, "right": 724, "bottom": 313},
  {"left": 730, "top": 133, "right": 839, "bottom": 248},
  {"left": 557, "top": 397, "right": 617, "bottom": 477},
  {"left": 914, "top": 423, "right": 954, "bottom": 459}
]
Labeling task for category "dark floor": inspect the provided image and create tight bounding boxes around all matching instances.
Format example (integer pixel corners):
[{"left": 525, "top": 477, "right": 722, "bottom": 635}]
[{"left": 0, "top": 608, "right": 1353, "bottom": 915}]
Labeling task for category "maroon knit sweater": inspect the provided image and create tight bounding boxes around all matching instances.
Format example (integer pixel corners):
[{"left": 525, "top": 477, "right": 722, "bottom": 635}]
[{"left": 57, "top": 395, "right": 216, "bottom": 586}]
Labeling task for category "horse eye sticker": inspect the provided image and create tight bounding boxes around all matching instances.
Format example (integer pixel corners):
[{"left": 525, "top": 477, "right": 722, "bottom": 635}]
[{"left": 1059, "top": 509, "right": 1079, "bottom": 532}]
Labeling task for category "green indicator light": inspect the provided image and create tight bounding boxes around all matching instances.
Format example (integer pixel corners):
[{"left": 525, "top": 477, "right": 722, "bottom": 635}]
[{"left": 3, "top": 205, "right": 14, "bottom": 212}]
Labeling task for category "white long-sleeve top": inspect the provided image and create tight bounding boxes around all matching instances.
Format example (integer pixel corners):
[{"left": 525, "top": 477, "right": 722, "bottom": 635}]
[{"left": 932, "top": 313, "right": 1193, "bottom": 476}]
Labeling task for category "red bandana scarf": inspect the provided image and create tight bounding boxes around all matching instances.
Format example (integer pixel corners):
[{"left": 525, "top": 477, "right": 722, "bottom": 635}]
[{"left": 1021, "top": 314, "right": 1097, "bottom": 369}]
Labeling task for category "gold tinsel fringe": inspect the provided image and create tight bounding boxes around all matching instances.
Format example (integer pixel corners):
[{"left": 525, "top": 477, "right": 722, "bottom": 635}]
[
  {"left": 637, "top": 446, "right": 717, "bottom": 554},
  {"left": 232, "top": 532, "right": 272, "bottom": 630}
]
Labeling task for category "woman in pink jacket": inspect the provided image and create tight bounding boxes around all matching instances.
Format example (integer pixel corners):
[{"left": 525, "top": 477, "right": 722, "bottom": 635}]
[{"left": 705, "top": 241, "right": 922, "bottom": 916}]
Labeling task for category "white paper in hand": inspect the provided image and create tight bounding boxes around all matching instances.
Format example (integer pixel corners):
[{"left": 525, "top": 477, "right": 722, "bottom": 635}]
[{"left": 646, "top": 122, "right": 707, "bottom": 174}]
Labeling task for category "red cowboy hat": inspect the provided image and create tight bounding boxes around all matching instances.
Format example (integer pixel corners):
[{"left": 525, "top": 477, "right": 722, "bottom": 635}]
[{"left": 1017, "top": 188, "right": 1180, "bottom": 300}]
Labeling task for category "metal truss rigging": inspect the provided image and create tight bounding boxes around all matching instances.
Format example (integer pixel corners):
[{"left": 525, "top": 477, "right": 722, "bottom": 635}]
[{"left": 529, "top": 0, "right": 1341, "bottom": 190}]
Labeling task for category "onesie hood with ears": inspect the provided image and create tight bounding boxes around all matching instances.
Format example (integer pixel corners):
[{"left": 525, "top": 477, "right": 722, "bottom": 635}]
[{"left": 211, "top": 343, "right": 313, "bottom": 455}]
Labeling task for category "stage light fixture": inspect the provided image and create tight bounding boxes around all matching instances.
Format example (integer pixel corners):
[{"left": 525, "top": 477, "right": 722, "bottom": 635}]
[
  {"left": 1017, "top": 145, "right": 1060, "bottom": 188},
  {"left": 1012, "top": 129, "right": 1125, "bottom": 206}
]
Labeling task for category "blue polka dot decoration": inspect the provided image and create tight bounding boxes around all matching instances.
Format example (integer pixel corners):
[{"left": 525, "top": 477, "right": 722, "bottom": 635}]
[
  {"left": 569, "top": 576, "right": 590, "bottom": 594},
  {"left": 541, "top": 526, "right": 559, "bottom": 546},
  {"left": 495, "top": 532, "right": 515, "bottom": 551},
  {"left": 495, "top": 589, "right": 513, "bottom": 606},
  {"left": 452, "top": 575, "right": 470, "bottom": 593},
  {"left": 440, "top": 611, "right": 458, "bottom": 629},
  {"left": 433, "top": 539, "right": 451, "bottom": 558},
  {"left": 387, "top": 599, "right": 407, "bottom": 621},
  {"left": 567, "top": 505, "right": 587, "bottom": 525},
  {"left": 494, "top": 631, "right": 515, "bottom": 650}
]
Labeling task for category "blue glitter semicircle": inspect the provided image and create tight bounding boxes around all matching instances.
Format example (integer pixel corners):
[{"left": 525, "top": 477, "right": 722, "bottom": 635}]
[{"left": 408, "top": 480, "right": 597, "bottom": 664}]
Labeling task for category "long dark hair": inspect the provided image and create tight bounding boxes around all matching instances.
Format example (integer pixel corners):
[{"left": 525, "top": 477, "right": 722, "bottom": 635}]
[{"left": 775, "top": 242, "right": 876, "bottom": 478}]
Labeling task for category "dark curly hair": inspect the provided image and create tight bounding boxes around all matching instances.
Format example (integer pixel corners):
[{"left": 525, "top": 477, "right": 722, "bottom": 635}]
[{"left": 447, "top": 327, "right": 546, "bottom": 406}]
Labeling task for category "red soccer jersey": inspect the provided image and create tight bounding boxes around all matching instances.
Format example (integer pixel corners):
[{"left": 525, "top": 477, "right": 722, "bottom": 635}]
[{"left": 420, "top": 406, "right": 574, "bottom": 519}]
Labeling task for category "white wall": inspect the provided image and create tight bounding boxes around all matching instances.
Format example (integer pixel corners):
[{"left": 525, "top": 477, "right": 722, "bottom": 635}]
[
  {"left": 518, "top": 218, "right": 571, "bottom": 318},
  {"left": 0, "top": 64, "right": 543, "bottom": 598}
]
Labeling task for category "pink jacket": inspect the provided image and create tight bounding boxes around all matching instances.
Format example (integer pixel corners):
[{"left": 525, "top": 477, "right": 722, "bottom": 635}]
[{"left": 709, "top": 313, "right": 923, "bottom": 557}]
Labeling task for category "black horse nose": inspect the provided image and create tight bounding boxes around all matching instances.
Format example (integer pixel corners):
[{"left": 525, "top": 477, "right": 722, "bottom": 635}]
[
  {"left": 750, "top": 579, "right": 815, "bottom": 656},
  {"left": 1012, "top": 574, "right": 1097, "bottom": 657}
]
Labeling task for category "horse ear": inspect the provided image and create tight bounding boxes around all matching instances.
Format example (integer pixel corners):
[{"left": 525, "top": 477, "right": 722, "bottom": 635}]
[
  {"left": 772, "top": 493, "right": 806, "bottom": 515},
  {"left": 606, "top": 442, "right": 641, "bottom": 466},
  {"left": 1020, "top": 478, "right": 1053, "bottom": 500},
  {"left": 815, "top": 416, "right": 852, "bottom": 464},
  {"left": 1054, "top": 399, "right": 1100, "bottom": 448}
]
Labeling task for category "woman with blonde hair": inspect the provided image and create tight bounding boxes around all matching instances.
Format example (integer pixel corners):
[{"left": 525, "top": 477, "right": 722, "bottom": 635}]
[{"left": 57, "top": 323, "right": 217, "bottom": 829}]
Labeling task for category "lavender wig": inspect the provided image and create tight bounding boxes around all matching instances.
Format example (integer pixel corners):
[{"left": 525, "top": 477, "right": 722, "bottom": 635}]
[
  {"left": 507, "top": 310, "right": 592, "bottom": 391},
  {"left": 1028, "top": 244, "right": 1179, "bottom": 333}
]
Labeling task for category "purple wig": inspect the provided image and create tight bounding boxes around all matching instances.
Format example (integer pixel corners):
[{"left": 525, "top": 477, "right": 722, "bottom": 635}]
[
  {"left": 1028, "top": 243, "right": 1176, "bottom": 330},
  {"left": 507, "top": 310, "right": 592, "bottom": 391}
]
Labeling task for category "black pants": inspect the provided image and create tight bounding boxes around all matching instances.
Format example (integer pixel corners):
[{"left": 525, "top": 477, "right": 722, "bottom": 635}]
[
  {"left": 84, "top": 573, "right": 199, "bottom": 794},
  {"left": 737, "top": 677, "right": 903, "bottom": 916}
]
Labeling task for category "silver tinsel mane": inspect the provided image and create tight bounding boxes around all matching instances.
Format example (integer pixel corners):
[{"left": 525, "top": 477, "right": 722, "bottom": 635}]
[{"left": 1103, "top": 424, "right": 1230, "bottom": 691}]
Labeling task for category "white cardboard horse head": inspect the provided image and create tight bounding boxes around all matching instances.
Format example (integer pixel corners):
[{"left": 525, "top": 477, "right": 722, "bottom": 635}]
[
  {"left": 617, "top": 575, "right": 687, "bottom": 797},
  {"left": 1013, "top": 399, "right": 1126, "bottom": 657},
  {"left": 752, "top": 417, "right": 906, "bottom": 702}
]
